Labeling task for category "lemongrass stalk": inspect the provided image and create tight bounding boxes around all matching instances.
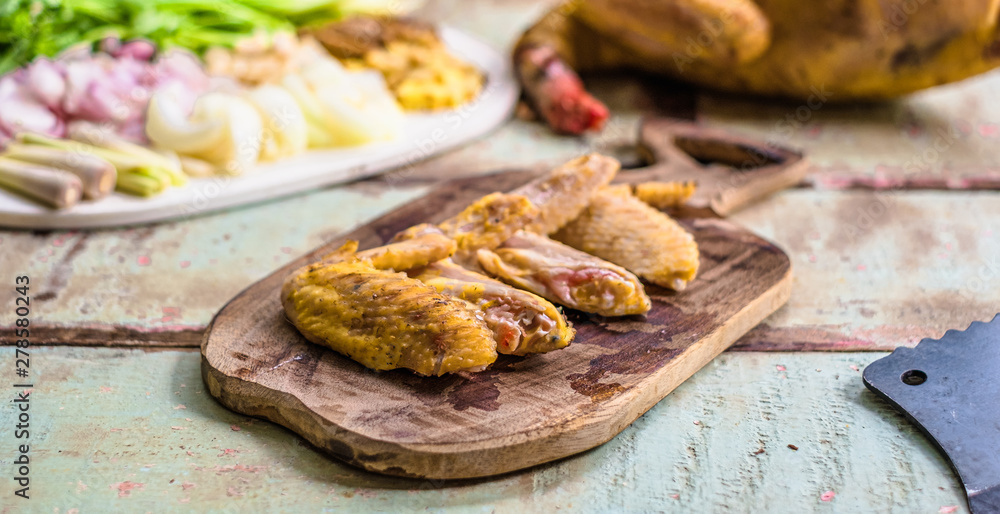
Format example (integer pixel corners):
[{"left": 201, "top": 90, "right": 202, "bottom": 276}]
[
  {"left": 19, "top": 133, "right": 148, "bottom": 171},
  {"left": 116, "top": 172, "right": 166, "bottom": 197},
  {"left": 65, "top": 124, "right": 188, "bottom": 186},
  {"left": 2, "top": 144, "right": 116, "bottom": 199},
  {"left": 133, "top": 166, "right": 173, "bottom": 190},
  {"left": 0, "top": 157, "right": 83, "bottom": 209},
  {"left": 20, "top": 133, "right": 187, "bottom": 187}
]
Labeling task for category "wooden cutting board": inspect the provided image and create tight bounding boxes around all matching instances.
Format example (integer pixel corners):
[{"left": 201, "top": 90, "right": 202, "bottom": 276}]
[{"left": 201, "top": 170, "right": 793, "bottom": 479}]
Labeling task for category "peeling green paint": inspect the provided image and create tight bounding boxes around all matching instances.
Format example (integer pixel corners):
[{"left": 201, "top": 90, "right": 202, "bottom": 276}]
[{"left": 0, "top": 348, "right": 968, "bottom": 512}]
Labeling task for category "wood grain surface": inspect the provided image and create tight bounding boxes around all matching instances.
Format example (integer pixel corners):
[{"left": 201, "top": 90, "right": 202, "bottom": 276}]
[
  {"left": 201, "top": 170, "right": 793, "bottom": 479},
  {"left": 618, "top": 117, "right": 808, "bottom": 216},
  {"left": 18, "top": 347, "right": 969, "bottom": 511},
  {"left": 0, "top": 0, "right": 996, "bottom": 508}
]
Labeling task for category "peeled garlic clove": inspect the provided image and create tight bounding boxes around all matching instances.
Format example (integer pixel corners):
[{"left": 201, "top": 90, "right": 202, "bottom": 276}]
[
  {"left": 225, "top": 96, "right": 265, "bottom": 175},
  {"left": 281, "top": 74, "right": 337, "bottom": 148},
  {"left": 190, "top": 93, "right": 264, "bottom": 175},
  {"left": 247, "top": 84, "right": 308, "bottom": 160},
  {"left": 145, "top": 92, "right": 225, "bottom": 154}
]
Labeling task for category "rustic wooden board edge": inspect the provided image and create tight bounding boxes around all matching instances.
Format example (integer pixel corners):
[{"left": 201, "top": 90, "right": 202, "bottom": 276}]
[
  {"left": 200, "top": 257, "right": 793, "bottom": 480},
  {"left": 199, "top": 164, "right": 797, "bottom": 479},
  {"left": 631, "top": 117, "right": 811, "bottom": 216},
  {"left": 713, "top": 154, "right": 810, "bottom": 216}
]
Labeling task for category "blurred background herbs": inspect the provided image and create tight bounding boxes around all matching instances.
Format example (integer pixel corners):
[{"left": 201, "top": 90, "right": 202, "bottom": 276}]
[{"left": 0, "top": 0, "right": 400, "bottom": 74}]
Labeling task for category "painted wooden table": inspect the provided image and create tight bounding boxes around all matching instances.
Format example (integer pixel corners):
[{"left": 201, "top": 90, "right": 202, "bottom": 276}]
[{"left": 1, "top": 0, "right": 998, "bottom": 512}]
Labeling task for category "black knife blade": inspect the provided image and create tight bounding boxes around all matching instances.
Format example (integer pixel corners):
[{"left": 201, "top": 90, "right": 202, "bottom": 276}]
[{"left": 863, "top": 314, "right": 1000, "bottom": 514}]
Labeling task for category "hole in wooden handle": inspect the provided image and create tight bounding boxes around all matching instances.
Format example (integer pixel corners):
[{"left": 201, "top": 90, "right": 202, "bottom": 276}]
[{"left": 674, "top": 135, "right": 785, "bottom": 170}]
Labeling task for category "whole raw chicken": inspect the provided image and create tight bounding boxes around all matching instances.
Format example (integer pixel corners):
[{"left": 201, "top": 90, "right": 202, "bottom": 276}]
[{"left": 515, "top": 0, "right": 1000, "bottom": 134}]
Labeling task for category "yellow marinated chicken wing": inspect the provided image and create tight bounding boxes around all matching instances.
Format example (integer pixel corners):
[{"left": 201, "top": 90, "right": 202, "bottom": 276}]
[
  {"left": 436, "top": 193, "right": 540, "bottom": 266},
  {"left": 282, "top": 254, "right": 497, "bottom": 376},
  {"left": 356, "top": 231, "right": 456, "bottom": 271},
  {"left": 513, "top": 153, "right": 619, "bottom": 234},
  {"left": 412, "top": 258, "right": 574, "bottom": 355},
  {"left": 554, "top": 185, "right": 699, "bottom": 290},
  {"left": 478, "top": 230, "right": 651, "bottom": 316},
  {"left": 632, "top": 181, "right": 696, "bottom": 209}
]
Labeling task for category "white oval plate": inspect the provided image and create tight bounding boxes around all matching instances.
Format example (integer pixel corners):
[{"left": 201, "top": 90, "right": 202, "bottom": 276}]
[{"left": 0, "top": 27, "right": 517, "bottom": 230}]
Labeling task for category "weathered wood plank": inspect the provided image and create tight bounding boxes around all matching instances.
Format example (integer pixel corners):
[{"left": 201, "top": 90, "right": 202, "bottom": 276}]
[
  {"left": 408, "top": 69, "right": 1000, "bottom": 188},
  {"left": 201, "top": 166, "right": 793, "bottom": 477},
  {"left": 0, "top": 183, "right": 429, "bottom": 330},
  {"left": 3, "top": 190, "right": 997, "bottom": 351},
  {"left": 0, "top": 323, "right": 201, "bottom": 347},
  {"left": 2, "top": 0, "right": 998, "bottom": 350},
  {"left": 730, "top": 189, "right": 1000, "bottom": 350},
  {"left": 697, "top": 69, "right": 1000, "bottom": 186},
  {"left": 1, "top": 347, "right": 967, "bottom": 512}
]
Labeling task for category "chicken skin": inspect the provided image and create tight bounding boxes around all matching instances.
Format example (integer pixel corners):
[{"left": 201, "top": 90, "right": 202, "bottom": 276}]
[
  {"left": 478, "top": 231, "right": 651, "bottom": 316},
  {"left": 512, "top": 153, "right": 618, "bottom": 235},
  {"left": 554, "top": 185, "right": 700, "bottom": 290},
  {"left": 282, "top": 246, "right": 498, "bottom": 376},
  {"left": 412, "top": 259, "right": 574, "bottom": 355},
  {"left": 281, "top": 153, "right": 700, "bottom": 377}
]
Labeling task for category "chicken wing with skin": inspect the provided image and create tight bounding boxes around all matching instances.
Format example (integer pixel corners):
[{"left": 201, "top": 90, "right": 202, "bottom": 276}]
[
  {"left": 390, "top": 156, "right": 648, "bottom": 317},
  {"left": 478, "top": 230, "right": 651, "bottom": 317},
  {"left": 436, "top": 192, "right": 540, "bottom": 267},
  {"left": 392, "top": 225, "right": 577, "bottom": 353},
  {"left": 554, "top": 185, "right": 700, "bottom": 290},
  {"left": 355, "top": 230, "right": 456, "bottom": 271},
  {"left": 631, "top": 181, "right": 696, "bottom": 210},
  {"left": 412, "top": 259, "right": 575, "bottom": 355},
  {"left": 282, "top": 250, "right": 498, "bottom": 376},
  {"left": 512, "top": 153, "right": 618, "bottom": 235},
  {"left": 394, "top": 154, "right": 615, "bottom": 266}
]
